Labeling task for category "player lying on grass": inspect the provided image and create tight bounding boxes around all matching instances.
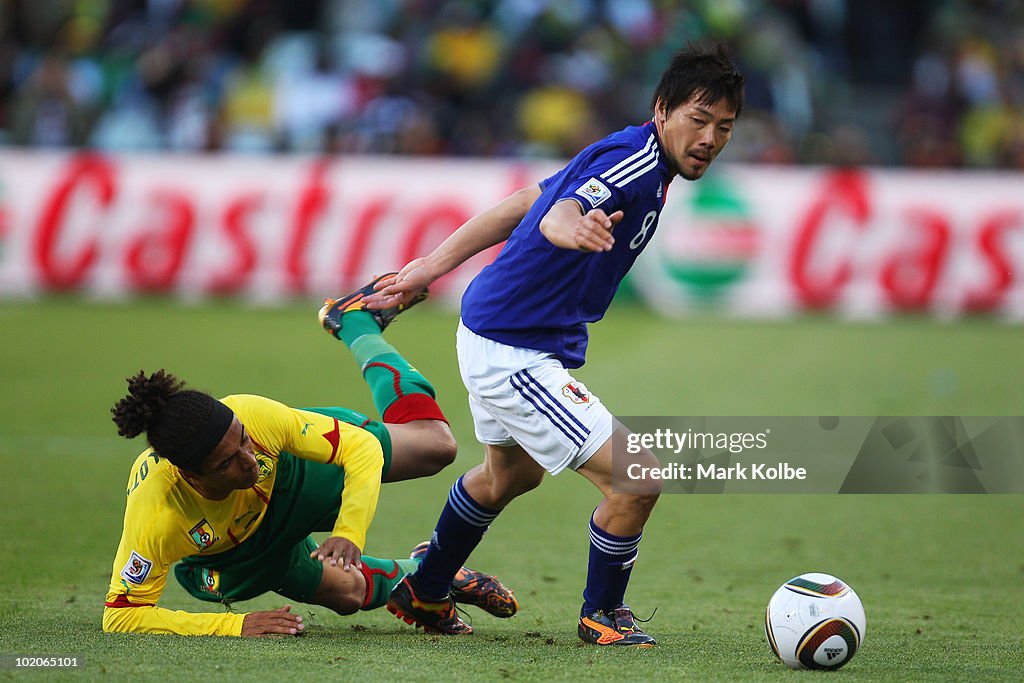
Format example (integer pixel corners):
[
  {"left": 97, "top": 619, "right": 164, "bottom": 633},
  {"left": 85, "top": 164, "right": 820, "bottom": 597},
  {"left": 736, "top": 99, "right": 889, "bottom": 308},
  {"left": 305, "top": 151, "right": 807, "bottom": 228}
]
[
  {"left": 103, "top": 277, "right": 516, "bottom": 636},
  {"left": 368, "top": 45, "right": 744, "bottom": 646}
]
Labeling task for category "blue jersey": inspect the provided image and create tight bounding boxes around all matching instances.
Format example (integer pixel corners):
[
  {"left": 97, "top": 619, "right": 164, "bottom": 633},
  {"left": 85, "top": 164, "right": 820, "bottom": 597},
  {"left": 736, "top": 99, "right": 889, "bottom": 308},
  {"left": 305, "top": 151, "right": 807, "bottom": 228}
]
[{"left": 461, "top": 120, "right": 673, "bottom": 368}]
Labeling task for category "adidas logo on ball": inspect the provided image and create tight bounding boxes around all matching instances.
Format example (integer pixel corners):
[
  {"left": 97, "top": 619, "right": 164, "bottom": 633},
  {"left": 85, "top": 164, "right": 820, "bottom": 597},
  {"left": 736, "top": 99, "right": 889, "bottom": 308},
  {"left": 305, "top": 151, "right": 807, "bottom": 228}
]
[{"left": 765, "top": 572, "right": 866, "bottom": 671}]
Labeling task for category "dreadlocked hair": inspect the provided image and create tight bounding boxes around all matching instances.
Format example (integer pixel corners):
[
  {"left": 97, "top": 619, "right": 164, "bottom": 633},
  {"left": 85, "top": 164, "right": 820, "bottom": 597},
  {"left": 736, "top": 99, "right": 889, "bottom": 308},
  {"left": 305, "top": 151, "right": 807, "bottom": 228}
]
[{"left": 111, "top": 369, "right": 218, "bottom": 470}]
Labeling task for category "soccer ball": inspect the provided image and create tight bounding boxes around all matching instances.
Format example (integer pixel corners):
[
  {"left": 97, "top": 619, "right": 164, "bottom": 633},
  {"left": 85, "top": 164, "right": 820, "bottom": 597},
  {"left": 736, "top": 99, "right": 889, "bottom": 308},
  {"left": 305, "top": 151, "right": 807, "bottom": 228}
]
[{"left": 764, "top": 572, "right": 866, "bottom": 670}]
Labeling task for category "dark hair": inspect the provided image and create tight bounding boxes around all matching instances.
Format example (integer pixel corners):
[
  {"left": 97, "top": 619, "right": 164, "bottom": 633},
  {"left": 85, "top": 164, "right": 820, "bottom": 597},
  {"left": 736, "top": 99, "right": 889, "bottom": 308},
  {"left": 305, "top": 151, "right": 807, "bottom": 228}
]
[
  {"left": 651, "top": 43, "right": 745, "bottom": 118},
  {"left": 111, "top": 369, "right": 219, "bottom": 471}
]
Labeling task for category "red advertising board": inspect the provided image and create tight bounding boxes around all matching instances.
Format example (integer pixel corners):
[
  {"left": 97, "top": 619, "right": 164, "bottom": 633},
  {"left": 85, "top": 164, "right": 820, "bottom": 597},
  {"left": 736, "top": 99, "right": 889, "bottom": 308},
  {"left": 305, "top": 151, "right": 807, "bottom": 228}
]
[{"left": 1, "top": 152, "right": 1021, "bottom": 320}]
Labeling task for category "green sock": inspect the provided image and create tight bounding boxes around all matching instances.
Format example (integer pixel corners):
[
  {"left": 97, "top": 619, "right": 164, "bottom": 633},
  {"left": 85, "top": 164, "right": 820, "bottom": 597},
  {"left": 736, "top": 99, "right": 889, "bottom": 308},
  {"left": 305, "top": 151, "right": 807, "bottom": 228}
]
[
  {"left": 337, "top": 311, "right": 436, "bottom": 418},
  {"left": 359, "top": 556, "right": 420, "bottom": 611},
  {"left": 336, "top": 310, "right": 381, "bottom": 347}
]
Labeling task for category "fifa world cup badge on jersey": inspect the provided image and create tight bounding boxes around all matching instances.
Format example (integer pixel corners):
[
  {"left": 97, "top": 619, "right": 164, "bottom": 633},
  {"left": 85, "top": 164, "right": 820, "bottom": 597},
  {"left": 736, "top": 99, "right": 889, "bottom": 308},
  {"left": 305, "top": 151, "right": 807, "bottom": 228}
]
[
  {"left": 189, "top": 519, "right": 217, "bottom": 550},
  {"left": 562, "top": 381, "right": 590, "bottom": 404},
  {"left": 575, "top": 177, "right": 611, "bottom": 208},
  {"left": 120, "top": 550, "right": 153, "bottom": 585}
]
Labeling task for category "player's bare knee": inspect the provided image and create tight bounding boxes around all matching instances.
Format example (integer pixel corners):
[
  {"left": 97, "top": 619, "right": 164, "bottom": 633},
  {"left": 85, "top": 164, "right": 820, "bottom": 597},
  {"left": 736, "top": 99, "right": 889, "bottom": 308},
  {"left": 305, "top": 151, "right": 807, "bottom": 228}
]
[
  {"left": 322, "top": 586, "right": 363, "bottom": 616},
  {"left": 431, "top": 422, "right": 458, "bottom": 468},
  {"left": 414, "top": 420, "right": 458, "bottom": 475}
]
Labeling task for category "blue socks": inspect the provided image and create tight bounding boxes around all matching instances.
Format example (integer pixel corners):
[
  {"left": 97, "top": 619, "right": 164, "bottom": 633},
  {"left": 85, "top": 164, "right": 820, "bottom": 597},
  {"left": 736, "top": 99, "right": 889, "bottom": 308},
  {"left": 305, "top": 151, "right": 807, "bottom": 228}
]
[
  {"left": 414, "top": 483, "right": 642, "bottom": 613},
  {"left": 582, "top": 513, "right": 642, "bottom": 614},
  {"left": 413, "top": 476, "right": 500, "bottom": 598}
]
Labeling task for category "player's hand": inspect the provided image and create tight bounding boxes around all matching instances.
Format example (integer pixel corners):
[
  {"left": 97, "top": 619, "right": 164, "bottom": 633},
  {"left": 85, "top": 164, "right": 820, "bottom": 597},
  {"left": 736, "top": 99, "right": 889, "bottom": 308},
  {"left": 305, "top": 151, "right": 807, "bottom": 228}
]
[
  {"left": 364, "top": 258, "right": 436, "bottom": 309},
  {"left": 241, "top": 605, "right": 304, "bottom": 636},
  {"left": 311, "top": 536, "right": 363, "bottom": 572},
  {"left": 574, "top": 209, "right": 623, "bottom": 252}
]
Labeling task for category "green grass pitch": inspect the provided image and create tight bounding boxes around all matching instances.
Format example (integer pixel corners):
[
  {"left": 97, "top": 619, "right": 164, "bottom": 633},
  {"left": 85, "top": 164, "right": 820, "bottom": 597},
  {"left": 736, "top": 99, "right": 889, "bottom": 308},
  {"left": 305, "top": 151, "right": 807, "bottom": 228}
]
[{"left": 0, "top": 298, "right": 1021, "bottom": 681}]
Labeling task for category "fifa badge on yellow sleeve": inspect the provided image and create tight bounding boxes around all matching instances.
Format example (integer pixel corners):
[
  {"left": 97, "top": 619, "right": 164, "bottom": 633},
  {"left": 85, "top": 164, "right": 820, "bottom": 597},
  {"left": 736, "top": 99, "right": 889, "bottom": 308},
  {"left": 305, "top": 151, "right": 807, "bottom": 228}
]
[{"left": 120, "top": 550, "right": 153, "bottom": 585}]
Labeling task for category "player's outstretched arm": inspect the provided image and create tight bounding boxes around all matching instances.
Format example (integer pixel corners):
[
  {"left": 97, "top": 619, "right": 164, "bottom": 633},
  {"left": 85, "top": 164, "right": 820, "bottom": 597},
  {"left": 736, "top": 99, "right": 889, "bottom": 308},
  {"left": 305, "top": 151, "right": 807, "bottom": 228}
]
[
  {"left": 540, "top": 200, "right": 624, "bottom": 252},
  {"left": 366, "top": 184, "right": 542, "bottom": 308},
  {"left": 103, "top": 602, "right": 303, "bottom": 636}
]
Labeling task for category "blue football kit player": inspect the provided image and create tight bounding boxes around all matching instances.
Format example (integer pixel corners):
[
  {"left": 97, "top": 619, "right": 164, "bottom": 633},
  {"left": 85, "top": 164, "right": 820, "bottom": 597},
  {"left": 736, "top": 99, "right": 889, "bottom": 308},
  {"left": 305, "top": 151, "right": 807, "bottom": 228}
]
[{"left": 366, "top": 45, "right": 744, "bottom": 646}]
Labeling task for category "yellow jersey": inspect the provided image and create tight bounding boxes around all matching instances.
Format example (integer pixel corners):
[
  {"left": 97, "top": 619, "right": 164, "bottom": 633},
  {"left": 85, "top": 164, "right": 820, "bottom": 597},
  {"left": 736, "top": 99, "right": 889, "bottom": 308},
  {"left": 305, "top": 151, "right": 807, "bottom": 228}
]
[{"left": 103, "top": 394, "right": 384, "bottom": 635}]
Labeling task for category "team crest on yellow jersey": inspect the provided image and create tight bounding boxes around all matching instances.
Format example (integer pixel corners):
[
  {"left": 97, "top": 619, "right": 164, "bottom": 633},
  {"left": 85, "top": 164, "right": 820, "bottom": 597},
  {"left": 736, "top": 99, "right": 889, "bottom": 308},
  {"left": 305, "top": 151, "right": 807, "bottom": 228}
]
[
  {"left": 189, "top": 519, "right": 217, "bottom": 550},
  {"left": 199, "top": 568, "right": 221, "bottom": 595},
  {"left": 255, "top": 453, "right": 274, "bottom": 483}
]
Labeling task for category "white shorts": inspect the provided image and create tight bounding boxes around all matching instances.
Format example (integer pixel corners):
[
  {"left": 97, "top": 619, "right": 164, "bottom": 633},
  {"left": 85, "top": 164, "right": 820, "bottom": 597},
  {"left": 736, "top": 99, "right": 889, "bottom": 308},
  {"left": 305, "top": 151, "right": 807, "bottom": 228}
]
[{"left": 456, "top": 320, "right": 613, "bottom": 474}]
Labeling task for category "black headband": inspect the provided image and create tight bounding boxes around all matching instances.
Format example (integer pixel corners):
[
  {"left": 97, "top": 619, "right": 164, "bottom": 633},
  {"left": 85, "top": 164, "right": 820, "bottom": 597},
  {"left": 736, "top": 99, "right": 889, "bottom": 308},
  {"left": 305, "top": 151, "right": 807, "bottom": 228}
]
[{"left": 176, "top": 400, "right": 235, "bottom": 471}]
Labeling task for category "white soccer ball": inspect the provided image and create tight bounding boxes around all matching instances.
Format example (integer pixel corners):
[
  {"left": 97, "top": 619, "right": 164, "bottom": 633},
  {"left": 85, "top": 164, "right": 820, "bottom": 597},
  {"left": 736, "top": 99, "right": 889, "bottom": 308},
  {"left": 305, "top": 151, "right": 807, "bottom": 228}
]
[{"left": 764, "top": 572, "right": 866, "bottom": 670}]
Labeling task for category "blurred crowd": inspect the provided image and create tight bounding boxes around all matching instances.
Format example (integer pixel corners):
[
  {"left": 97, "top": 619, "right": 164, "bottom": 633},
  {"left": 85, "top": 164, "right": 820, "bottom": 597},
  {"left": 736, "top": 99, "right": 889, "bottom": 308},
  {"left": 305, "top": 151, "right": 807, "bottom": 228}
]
[{"left": 1, "top": 0, "right": 1022, "bottom": 168}]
